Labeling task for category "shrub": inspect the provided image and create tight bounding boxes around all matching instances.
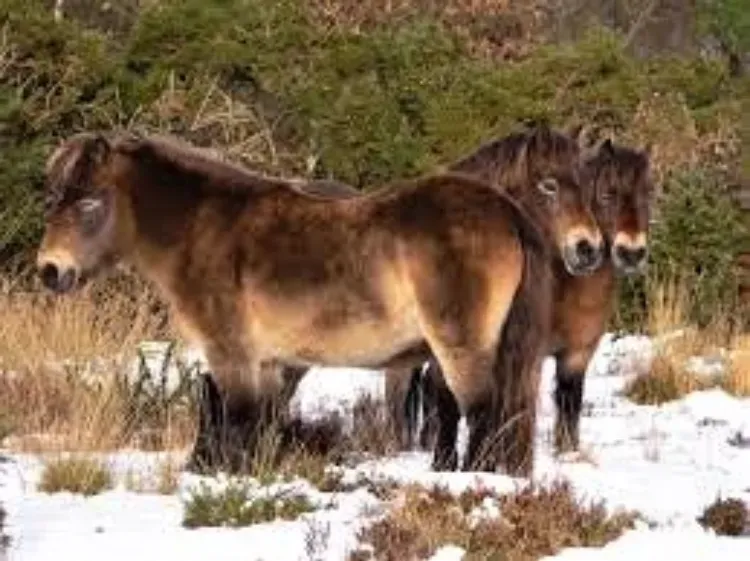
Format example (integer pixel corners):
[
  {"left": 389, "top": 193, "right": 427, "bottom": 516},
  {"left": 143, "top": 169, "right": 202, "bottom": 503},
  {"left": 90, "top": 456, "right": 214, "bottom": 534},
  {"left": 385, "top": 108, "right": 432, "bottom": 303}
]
[
  {"left": 698, "top": 496, "right": 749, "bottom": 536},
  {"left": 616, "top": 167, "right": 749, "bottom": 331},
  {"left": 353, "top": 480, "right": 638, "bottom": 561},
  {"left": 182, "top": 482, "right": 317, "bottom": 528},
  {"left": 0, "top": 0, "right": 746, "bottom": 273},
  {"left": 38, "top": 457, "right": 113, "bottom": 496}
]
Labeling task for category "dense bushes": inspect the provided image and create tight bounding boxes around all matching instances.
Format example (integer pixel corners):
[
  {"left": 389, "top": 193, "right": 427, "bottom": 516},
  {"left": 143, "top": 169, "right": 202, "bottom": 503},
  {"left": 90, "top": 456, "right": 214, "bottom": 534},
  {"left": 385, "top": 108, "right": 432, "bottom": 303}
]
[
  {"left": 615, "top": 167, "right": 749, "bottom": 331},
  {"left": 1, "top": 0, "right": 749, "bottom": 327}
]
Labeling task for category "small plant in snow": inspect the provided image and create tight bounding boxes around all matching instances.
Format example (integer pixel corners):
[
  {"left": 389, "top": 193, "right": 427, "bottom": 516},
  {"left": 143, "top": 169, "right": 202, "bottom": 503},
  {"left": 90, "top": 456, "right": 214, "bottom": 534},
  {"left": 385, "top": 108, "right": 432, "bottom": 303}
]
[
  {"left": 38, "top": 457, "right": 113, "bottom": 496},
  {"left": 698, "top": 496, "right": 749, "bottom": 536},
  {"left": 182, "top": 482, "right": 318, "bottom": 528}
]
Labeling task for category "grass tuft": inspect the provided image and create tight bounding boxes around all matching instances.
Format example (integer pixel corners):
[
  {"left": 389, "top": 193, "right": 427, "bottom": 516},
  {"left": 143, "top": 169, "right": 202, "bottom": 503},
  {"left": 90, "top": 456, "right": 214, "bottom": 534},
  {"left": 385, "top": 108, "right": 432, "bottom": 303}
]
[
  {"left": 698, "top": 496, "right": 749, "bottom": 537},
  {"left": 352, "top": 480, "right": 638, "bottom": 561},
  {"left": 182, "top": 481, "right": 317, "bottom": 528},
  {"left": 38, "top": 457, "right": 113, "bottom": 496}
]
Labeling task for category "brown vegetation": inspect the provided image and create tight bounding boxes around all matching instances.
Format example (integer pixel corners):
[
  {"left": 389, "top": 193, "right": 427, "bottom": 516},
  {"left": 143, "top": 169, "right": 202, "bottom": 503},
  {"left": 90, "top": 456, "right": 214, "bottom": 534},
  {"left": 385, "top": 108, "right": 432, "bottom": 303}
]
[
  {"left": 352, "top": 480, "right": 638, "bottom": 560},
  {"left": 0, "top": 275, "right": 194, "bottom": 452},
  {"left": 698, "top": 496, "right": 749, "bottom": 537}
]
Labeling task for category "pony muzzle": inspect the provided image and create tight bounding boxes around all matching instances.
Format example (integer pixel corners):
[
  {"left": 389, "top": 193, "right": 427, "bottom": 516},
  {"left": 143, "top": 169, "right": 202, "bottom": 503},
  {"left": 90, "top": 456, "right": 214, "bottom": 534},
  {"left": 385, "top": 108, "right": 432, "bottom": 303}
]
[
  {"left": 612, "top": 232, "right": 648, "bottom": 275},
  {"left": 37, "top": 254, "right": 80, "bottom": 294},
  {"left": 562, "top": 233, "right": 604, "bottom": 276}
]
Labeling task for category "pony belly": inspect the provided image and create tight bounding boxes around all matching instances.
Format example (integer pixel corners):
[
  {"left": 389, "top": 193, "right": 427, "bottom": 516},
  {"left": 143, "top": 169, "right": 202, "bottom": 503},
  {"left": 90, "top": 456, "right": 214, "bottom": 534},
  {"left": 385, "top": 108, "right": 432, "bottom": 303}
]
[{"left": 249, "top": 300, "right": 423, "bottom": 368}]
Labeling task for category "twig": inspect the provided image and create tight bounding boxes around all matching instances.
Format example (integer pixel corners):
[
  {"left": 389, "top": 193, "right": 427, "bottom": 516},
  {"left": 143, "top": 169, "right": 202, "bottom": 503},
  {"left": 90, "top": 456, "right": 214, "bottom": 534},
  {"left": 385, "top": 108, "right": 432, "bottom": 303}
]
[{"left": 624, "top": 0, "right": 660, "bottom": 49}]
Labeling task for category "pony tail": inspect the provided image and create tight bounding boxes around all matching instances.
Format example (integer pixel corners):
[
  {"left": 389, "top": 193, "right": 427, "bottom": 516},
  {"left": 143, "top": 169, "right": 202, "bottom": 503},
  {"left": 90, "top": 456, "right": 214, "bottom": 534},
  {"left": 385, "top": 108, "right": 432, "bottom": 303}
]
[{"left": 492, "top": 203, "right": 552, "bottom": 476}]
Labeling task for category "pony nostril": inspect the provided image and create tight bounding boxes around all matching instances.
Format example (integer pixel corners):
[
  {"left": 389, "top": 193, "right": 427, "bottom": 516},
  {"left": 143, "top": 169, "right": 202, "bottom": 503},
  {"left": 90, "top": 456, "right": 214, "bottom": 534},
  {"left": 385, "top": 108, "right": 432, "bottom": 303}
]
[
  {"left": 40, "top": 263, "right": 59, "bottom": 290},
  {"left": 615, "top": 245, "right": 647, "bottom": 268},
  {"left": 575, "top": 239, "right": 596, "bottom": 264},
  {"left": 632, "top": 246, "right": 647, "bottom": 264}
]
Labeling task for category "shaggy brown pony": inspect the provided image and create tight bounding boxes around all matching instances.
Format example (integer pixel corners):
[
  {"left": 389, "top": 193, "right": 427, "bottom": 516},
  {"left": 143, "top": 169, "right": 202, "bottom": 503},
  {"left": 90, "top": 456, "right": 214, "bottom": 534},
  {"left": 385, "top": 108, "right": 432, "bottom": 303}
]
[
  {"left": 35, "top": 130, "right": 603, "bottom": 476},
  {"left": 279, "top": 124, "right": 612, "bottom": 464},
  {"left": 399, "top": 131, "right": 655, "bottom": 463}
]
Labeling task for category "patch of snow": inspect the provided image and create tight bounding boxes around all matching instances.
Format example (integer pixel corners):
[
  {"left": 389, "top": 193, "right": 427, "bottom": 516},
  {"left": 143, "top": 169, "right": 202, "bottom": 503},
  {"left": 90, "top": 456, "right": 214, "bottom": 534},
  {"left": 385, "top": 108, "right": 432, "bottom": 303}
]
[
  {"left": 3, "top": 332, "right": 750, "bottom": 560},
  {"left": 428, "top": 545, "right": 466, "bottom": 561}
]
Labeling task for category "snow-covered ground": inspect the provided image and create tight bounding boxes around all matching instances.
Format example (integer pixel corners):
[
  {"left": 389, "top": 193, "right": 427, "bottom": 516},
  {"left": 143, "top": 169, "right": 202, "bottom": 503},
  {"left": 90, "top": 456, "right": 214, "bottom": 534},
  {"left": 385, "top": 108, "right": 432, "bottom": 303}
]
[{"left": 2, "top": 334, "right": 750, "bottom": 561}]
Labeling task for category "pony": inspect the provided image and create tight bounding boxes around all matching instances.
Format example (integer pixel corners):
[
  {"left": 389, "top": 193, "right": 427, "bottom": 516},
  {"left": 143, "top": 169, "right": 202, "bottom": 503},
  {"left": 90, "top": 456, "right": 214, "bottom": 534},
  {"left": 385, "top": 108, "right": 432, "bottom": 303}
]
[
  {"left": 35, "top": 129, "right": 602, "bottom": 476},
  {"left": 395, "top": 131, "right": 655, "bottom": 462},
  {"left": 252, "top": 123, "right": 616, "bottom": 468}
]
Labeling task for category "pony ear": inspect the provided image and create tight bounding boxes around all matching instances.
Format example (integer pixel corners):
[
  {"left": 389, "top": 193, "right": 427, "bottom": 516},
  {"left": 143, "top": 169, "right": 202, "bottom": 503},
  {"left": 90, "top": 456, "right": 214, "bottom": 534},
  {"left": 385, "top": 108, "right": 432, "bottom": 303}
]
[
  {"left": 597, "top": 137, "right": 615, "bottom": 157},
  {"left": 642, "top": 142, "right": 654, "bottom": 158},
  {"left": 87, "top": 134, "right": 112, "bottom": 167}
]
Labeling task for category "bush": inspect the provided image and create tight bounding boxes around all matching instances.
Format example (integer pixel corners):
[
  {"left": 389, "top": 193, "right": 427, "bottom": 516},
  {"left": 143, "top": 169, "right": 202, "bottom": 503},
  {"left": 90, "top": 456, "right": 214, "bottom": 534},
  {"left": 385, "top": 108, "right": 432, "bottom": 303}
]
[
  {"left": 616, "top": 167, "right": 750, "bottom": 331},
  {"left": 0, "top": 0, "right": 745, "bottom": 274},
  {"left": 38, "top": 457, "right": 113, "bottom": 496},
  {"left": 182, "top": 482, "right": 317, "bottom": 528},
  {"left": 698, "top": 496, "right": 749, "bottom": 536},
  {"left": 352, "top": 480, "right": 638, "bottom": 561}
]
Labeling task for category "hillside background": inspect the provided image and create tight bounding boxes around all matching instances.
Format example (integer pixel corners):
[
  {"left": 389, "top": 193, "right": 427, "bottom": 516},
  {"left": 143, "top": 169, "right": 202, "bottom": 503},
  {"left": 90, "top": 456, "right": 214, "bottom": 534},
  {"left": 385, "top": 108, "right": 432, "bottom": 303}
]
[{"left": 1, "top": 0, "right": 750, "bottom": 328}]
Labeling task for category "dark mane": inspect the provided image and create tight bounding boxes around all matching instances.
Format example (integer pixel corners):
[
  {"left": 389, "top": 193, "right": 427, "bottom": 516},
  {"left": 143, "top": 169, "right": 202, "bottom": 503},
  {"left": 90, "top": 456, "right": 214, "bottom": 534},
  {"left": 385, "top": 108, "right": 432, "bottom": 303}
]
[
  {"left": 585, "top": 141, "right": 652, "bottom": 195},
  {"left": 45, "top": 130, "right": 366, "bottom": 203},
  {"left": 113, "top": 132, "right": 300, "bottom": 197},
  {"left": 448, "top": 125, "right": 582, "bottom": 192}
]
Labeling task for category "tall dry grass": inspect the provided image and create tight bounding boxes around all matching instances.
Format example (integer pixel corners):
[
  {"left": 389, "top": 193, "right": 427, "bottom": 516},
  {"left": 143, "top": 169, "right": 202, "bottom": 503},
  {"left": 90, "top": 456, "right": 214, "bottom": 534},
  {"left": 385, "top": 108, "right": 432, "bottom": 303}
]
[
  {"left": 0, "top": 272, "right": 195, "bottom": 453},
  {"left": 624, "top": 277, "right": 750, "bottom": 404}
]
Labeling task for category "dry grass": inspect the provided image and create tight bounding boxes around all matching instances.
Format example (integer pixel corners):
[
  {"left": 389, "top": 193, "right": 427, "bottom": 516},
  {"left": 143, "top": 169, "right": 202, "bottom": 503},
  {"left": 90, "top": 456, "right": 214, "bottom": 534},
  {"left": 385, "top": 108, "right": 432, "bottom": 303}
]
[
  {"left": 0, "top": 274, "right": 195, "bottom": 453},
  {"left": 124, "top": 457, "right": 181, "bottom": 495},
  {"left": 38, "top": 456, "right": 113, "bottom": 496},
  {"left": 698, "top": 496, "right": 749, "bottom": 537},
  {"left": 352, "top": 480, "right": 638, "bottom": 561},
  {"left": 623, "top": 279, "right": 750, "bottom": 404}
]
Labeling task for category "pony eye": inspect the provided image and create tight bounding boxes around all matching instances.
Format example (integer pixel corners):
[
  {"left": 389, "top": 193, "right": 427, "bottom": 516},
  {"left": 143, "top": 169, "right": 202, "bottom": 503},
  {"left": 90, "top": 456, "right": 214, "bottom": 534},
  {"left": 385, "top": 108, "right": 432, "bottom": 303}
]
[
  {"left": 537, "top": 178, "right": 559, "bottom": 197},
  {"left": 77, "top": 196, "right": 106, "bottom": 235}
]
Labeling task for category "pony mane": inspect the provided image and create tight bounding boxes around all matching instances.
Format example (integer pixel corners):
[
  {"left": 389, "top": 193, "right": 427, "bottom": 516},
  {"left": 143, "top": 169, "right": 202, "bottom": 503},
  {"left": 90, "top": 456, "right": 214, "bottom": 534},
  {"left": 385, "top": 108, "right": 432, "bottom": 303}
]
[
  {"left": 45, "top": 130, "right": 361, "bottom": 203},
  {"left": 585, "top": 141, "right": 653, "bottom": 198},
  {"left": 448, "top": 125, "right": 582, "bottom": 193},
  {"left": 113, "top": 132, "right": 294, "bottom": 196}
]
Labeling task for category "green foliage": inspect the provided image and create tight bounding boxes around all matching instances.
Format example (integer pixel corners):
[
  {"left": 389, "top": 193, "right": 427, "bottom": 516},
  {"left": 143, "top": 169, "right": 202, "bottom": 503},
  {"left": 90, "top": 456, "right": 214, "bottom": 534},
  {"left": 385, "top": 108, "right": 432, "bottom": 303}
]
[
  {"left": 0, "top": 0, "right": 748, "bottom": 332},
  {"left": 616, "top": 168, "right": 750, "bottom": 330},
  {"left": 698, "top": 0, "right": 750, "bottom": 54},
  {"left": 182, "top": 482, "right": 317, "bottom": 528}
]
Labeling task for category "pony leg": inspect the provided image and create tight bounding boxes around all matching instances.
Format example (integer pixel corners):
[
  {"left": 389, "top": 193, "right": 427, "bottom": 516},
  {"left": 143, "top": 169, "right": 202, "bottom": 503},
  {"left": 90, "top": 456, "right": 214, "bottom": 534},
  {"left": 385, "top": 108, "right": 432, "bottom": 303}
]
[
  {"left": 430, "top": 351, "right": 498, "bottom": 473},
  {"left": 186, "top": 372, "right": 224, "bottom": 473},
  {"left": 553, "top": 342, "right": 598, "bottom": 453},
  {"left": 198, "top": 345, "right": 286, "bottom": 473},
  {"left": 385, "top": 363, "right": 422, "bottom": 450},
  {"left": 427, "top": 363, "right": 461, "bottom": 471}
]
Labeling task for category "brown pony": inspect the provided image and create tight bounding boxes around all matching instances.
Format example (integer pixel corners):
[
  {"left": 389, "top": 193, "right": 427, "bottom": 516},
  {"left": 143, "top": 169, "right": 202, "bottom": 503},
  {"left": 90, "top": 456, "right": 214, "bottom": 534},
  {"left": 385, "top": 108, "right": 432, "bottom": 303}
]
[
  {"left": 398, "top": 132, "right": 655, "bottom": 463},
  {"left": 35, "top": 130, "right": 603, "bottom": 476},
  {"left": 266, "top": 124, "right": 612, "bottom": 468}
]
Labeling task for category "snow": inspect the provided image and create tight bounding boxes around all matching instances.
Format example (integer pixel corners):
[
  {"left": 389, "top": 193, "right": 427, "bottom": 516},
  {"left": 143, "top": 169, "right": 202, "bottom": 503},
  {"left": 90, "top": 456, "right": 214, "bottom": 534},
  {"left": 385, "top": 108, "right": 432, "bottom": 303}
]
[{"left": 2, "top": 333, "right": 750, "bottom": 560}]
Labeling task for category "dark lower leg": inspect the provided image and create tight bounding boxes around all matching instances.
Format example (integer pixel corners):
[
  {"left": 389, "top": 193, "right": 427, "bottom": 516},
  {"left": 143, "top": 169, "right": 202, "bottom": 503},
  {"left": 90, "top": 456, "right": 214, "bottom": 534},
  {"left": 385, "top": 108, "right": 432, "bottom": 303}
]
[
  {"left": 186, "top": 372, "right": 223, "bottom": 473},
  {"left": 431, "top": 378, "right": 460, "bottom": 471},
  {"left": 419, "top": 362, "right": 440, "bottom": 451},
  {"left": 385, "top": 365, "right": 420, "bottom": 450},
  {"left": 462, "top": 396, "right": 496, "bottom": 471},
  {"left": 553, "top": 353, "right": 585, "bottom": 453}
]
